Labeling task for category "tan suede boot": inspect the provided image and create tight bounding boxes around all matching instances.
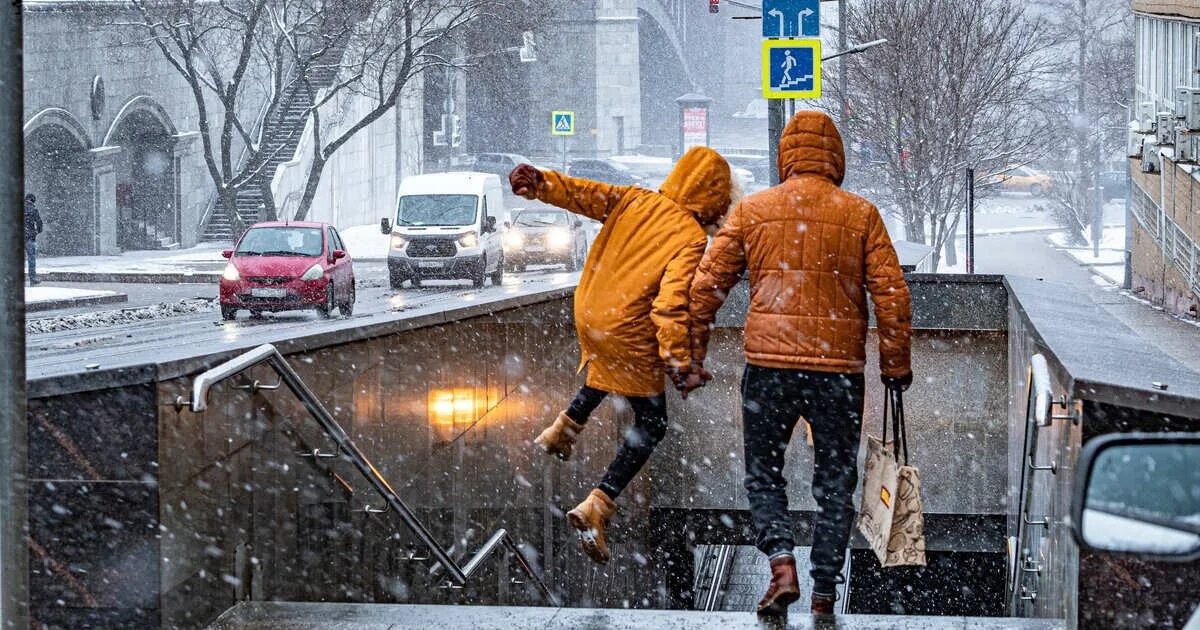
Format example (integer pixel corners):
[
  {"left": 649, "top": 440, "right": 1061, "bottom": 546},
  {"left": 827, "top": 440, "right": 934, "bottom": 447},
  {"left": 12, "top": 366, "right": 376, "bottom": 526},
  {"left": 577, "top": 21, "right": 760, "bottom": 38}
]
[
  {"left": 567, "top": 489, "right": 618, "bottom": 565},
  {"left": 533, "top": 412, "right": 584, "bottom": 461}
]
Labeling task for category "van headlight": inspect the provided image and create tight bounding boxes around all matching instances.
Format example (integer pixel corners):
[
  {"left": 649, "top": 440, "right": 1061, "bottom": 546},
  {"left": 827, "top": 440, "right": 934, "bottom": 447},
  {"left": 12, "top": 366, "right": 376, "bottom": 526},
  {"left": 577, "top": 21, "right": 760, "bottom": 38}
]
[
  {"left": 300, "top": 263, "right": 324, "bottom": 281},
  {"left": 503, "top": 231, "right": 525, "bottom": 250},
  {"left": 457, "top": 231, "right": 479, "bottom": 248},
  {"left": 391, "top": 233, "right": 408, "bottom": 250},
  {"left": 222, "top": 263, "right": 240, "bottom": 281},
  {"left": 547, "top": 228, "right": 571, "bottom": 250}
]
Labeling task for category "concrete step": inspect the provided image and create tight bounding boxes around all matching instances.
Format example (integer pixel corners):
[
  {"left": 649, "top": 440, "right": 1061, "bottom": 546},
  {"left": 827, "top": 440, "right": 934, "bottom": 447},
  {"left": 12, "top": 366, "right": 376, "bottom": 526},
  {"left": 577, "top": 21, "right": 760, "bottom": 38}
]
[{"left": 209, "top": 602, "right": 1066, "bottom": 630}]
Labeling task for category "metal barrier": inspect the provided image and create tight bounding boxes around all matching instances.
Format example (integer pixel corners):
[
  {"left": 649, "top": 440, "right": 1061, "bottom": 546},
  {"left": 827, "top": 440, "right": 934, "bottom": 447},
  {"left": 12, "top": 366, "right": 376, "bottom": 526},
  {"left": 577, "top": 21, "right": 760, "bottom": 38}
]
[
  {"left": 189, "top": 343, "right": 559, "bottom": 606},
  {"left": 1130, "top": 182, "right": 1200, "bottom": 300}
]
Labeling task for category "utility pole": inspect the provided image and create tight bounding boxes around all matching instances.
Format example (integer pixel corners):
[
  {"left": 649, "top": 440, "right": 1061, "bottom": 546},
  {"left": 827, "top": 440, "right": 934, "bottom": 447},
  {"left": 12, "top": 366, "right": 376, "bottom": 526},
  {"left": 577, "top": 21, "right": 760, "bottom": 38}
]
[
  {"left": 0, "top": 2, "right": 29, "bottom": 628},
  {"left": 966, "top": 167, "right": 976, "bottom": 274},
  {"left": 839, "top": 0, "right": 849, "bottom": 126}
]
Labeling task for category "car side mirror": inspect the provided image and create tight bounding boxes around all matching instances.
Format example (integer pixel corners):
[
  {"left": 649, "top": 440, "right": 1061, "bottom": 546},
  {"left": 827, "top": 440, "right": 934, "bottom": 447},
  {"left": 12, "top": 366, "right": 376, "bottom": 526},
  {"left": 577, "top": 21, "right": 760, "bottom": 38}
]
[
  {"left": 1071, "top": 432, "right": 1200, "bottom": 561},
  {"left": 380, "top": 218, "right": 392, "bottom": 235},
  {"left": 573, "top": 219, "right": 583, "bottom": 228},
  {"left": 332, "top": 249, "right": 346, "bottom": 260},
  {"left": 484, "top": 216, "right": 497, "bottom": 233},
  {"left": 221, "top": 249, "right": 233, "bottom": 259}
]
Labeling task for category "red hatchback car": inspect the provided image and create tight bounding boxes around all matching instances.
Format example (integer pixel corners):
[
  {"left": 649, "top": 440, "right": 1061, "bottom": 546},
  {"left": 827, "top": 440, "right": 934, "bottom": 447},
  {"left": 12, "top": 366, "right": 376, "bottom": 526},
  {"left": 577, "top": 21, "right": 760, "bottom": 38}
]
[{"left": 219, "top": 221, "right": 355, "bottom": 320}]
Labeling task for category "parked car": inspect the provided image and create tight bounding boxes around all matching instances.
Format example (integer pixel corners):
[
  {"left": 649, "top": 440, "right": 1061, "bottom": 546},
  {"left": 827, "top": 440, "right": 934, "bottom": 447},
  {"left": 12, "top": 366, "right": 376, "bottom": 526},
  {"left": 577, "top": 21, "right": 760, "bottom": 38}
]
[
  {"left": 381, "top": 171, "right": 505, "bottom": 289},
  {"left": 988, "top": 164, "right": 1054, "bottom": 196},
  {"left": 219, "top": 221, "right": 355, "bottom": 321},
  {"left": 503, "top": 207, "right": 588, "bottom": 272},
  {"left": 724, "top": 154, "right": 771, "bottom": 186},
  {"left": 471, "top": 153, "right": 533, "bottom": 180},
  {"left": 1099, "top": 170, "right": 1129, "bottom": 201},
  {"left": 566, "top": 158, "right": 645, "bottom": 186}
]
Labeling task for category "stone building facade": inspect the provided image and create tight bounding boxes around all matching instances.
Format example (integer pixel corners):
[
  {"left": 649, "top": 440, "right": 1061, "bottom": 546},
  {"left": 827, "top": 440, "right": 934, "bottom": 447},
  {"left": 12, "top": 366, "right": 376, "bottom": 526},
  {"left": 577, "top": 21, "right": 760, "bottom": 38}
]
[{"left": 1128, "top": 0, "right": 1200, "bottom": 317}]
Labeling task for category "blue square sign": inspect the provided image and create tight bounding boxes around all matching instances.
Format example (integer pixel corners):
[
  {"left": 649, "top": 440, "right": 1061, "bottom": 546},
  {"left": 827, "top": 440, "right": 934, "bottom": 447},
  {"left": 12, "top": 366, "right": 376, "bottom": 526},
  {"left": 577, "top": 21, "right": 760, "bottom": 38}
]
[
  {"left": 762, "top": 39, "right": 821, "bottom": 99},
  {"left": 762, "top": 0, "right": 820, "bottom": 38}
]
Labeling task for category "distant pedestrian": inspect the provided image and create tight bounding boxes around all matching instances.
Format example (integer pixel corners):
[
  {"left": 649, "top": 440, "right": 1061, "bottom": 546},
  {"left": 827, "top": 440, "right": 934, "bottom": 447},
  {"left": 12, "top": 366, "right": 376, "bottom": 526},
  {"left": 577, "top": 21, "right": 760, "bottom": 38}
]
[
  {"left": 689, "top": 111, "right": 913, "bottom": 617},
  {"left": 510, "top": 147, "right": 735, "bottom": 566},
  {"left": 24, "top": 193, "right": 43, "bottom": 285}
]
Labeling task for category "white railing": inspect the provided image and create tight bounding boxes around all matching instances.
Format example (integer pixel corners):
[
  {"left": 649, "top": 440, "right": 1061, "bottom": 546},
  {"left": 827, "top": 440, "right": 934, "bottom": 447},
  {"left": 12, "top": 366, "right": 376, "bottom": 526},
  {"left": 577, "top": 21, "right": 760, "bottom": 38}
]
[{"left": 1130, "top": 182, "right": 1200, "bottom": 300}]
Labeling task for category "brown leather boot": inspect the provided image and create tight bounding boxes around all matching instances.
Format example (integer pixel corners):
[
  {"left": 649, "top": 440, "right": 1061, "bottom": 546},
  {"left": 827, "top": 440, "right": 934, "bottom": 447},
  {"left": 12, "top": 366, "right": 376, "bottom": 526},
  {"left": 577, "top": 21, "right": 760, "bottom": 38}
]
[
  {"left": 811, "top": 592, "right": 836, "bottom": 615},
  {"left": 756, "top": 555, "right": 800, "bottom": 617},
  {"left": 566, "top": 489, "right": 618, "bottom": 565},
  {"left": 533, "top": 412, "right": 584, "bottom": 461}
]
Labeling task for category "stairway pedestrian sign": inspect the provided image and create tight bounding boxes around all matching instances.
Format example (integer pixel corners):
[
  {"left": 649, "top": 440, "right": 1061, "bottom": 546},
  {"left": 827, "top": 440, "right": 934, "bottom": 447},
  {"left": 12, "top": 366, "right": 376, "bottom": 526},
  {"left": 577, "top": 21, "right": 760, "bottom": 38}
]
[
  {"left": 552, "top": 111, "right": 575, "bottom": 136},
  {"left": 761, "top": 39, "right": 821, "bottom": 99},
  {"left": 762, "top": 0, "right": 819, "bottom": 38}
]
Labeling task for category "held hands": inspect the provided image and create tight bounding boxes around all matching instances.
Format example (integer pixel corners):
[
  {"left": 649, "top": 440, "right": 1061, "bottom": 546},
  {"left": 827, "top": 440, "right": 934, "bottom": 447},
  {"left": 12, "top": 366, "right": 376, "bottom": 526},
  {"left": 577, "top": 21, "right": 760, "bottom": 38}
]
[
  {"left": 509, "top": 164, "right": 544, "bottom": 199},
  {"left": 882, "top": 372, "right": 913, "bottom": 393},
  {"left": 669, "top": 362, "right": 713, "bottom": 400}
]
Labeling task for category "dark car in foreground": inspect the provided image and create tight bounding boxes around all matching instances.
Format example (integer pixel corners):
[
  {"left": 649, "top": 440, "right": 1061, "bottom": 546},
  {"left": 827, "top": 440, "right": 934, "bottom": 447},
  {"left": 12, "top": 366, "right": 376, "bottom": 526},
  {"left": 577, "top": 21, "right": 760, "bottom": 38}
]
[
  {"left": 219, "top": 221, "right": 355, "bottom": 320},
  {"left": 503, "top": 208, "right": 588, "bottom": 272}
]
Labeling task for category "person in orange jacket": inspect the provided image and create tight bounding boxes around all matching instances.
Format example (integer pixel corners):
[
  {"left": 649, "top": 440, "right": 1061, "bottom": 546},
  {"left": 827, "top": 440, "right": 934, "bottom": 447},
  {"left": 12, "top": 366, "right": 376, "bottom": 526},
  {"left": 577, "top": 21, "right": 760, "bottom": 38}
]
[
  {"left": 689, "top": 111, "right": 912, "bottom": 616},
  {"left": 510, "top": 147, "right": 734, "bottom": 565}
]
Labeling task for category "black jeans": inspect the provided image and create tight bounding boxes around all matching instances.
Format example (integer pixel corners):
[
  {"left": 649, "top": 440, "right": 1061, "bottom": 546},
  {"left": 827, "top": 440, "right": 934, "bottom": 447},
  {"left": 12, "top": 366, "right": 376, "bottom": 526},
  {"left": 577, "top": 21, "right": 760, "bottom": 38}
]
[
  {"left": 741, "top": 364, "right": 864, "bottom": 595},
  {"left": 566, "top": 385, "right": 668, "bottom": 500}
]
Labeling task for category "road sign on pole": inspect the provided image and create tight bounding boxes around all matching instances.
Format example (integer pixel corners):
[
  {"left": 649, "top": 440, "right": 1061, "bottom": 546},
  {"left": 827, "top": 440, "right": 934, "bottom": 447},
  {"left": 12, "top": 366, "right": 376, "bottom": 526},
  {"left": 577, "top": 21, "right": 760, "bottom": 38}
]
[
  {"left": 551, "top": 111, "right": 575, "bottom": 136},
  {"left": 761, "top": 39, "right": 821, "bottom": 99},
  {"left": 762, "top": 0, "right": 820, "bottom": 38}
]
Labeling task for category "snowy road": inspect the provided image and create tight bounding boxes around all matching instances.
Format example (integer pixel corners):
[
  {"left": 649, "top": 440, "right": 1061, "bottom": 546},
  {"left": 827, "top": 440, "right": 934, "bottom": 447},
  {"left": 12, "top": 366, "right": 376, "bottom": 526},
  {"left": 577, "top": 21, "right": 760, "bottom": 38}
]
[{"left": 26, "top": 268, "right": 579, "bottom": 381}]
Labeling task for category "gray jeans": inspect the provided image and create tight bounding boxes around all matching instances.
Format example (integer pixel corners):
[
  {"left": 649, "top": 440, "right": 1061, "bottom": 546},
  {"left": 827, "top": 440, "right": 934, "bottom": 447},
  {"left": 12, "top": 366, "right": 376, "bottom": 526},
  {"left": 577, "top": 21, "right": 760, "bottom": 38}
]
[{"left": 25, "top": 238, "right": 37, "bottom": 282}]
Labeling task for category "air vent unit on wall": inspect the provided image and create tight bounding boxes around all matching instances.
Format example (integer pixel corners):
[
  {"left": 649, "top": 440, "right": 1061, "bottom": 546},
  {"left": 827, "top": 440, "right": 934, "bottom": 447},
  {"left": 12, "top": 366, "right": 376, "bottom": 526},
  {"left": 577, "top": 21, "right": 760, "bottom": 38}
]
[
  {"left": 1137, "top": 101, "right": 1157, "bottom": 133},
  {"left": 1177, "top": 130, "right": 1199, "bottom": 163},
  {"left": 1177, "top": 87, "right": 1200, "bottom": 131},
  {"left": 1143, "top": 137, "right": 1162, "bottom": 173},
  {"left": 1158, "top": 112, "right": 1178, "bottom": 145}
]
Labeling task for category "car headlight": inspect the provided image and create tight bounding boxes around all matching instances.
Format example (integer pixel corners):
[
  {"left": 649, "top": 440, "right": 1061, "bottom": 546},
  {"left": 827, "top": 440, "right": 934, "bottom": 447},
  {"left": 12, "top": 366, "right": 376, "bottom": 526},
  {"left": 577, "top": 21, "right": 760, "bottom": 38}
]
[
  {"left": 457, "top": 231, "right": 479, "bottom": 248},
  {"left": 222, "top": 263, "right": 240, "bottom": 281},
  {"left": 300, "top": 263, "right": 324, "bottom": 281},
  {"left": 391, "top": 233, "right": 408, "bottom": 250},
  {"left": 503, "top": 231, "right": 525, "bottom": 249},
  {"left": 547, "top": 228, "right": 571, "bottom": 250}
]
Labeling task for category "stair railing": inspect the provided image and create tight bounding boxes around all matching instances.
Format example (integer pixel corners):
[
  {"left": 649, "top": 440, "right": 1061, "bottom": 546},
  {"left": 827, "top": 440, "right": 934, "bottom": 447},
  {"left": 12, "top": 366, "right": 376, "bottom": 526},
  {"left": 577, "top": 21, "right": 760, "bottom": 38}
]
[{"left": 188, "top": 343, "right": 559, "bottom": 606}]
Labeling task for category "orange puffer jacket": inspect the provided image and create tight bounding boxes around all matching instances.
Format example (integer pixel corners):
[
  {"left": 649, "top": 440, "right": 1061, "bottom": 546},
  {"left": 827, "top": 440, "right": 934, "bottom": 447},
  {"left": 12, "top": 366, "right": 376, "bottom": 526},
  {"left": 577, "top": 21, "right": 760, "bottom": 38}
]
[
  {"left": 533, "top": 147, "right": 733, "bottom": 396},
  {"left": 689, "top": 111, "right": 912, "bottom": 377}
]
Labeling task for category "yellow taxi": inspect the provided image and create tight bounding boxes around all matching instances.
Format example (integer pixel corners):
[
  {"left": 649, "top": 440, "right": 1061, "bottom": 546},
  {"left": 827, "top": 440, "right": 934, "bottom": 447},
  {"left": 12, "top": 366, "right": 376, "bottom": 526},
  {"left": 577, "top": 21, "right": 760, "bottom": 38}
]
[{"left": 989, "top": 164, "right": 1053, "bottom": 196}]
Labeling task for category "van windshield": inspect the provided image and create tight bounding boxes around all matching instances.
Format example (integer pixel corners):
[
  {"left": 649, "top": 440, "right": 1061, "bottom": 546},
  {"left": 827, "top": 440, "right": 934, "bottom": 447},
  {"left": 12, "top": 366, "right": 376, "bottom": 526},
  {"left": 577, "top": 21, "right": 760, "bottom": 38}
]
[{"left": 396, "top": 194, "right": 478, "bottom": 227}]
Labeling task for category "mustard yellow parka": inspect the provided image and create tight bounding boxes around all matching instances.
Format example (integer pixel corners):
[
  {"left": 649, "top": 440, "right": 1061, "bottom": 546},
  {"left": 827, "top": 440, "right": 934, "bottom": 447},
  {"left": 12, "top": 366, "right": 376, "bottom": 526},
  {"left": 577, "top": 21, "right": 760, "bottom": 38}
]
[{"left": 532, "top": 147, "right": 733, "bottom": 396}]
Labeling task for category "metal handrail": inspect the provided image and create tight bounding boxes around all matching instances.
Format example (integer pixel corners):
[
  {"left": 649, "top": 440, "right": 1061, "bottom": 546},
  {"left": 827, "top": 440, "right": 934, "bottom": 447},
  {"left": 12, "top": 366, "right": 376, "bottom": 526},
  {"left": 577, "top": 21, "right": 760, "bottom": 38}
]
[
  {"left": 190, "top": 343, "right": 559, "bottom": 606},
  {"left": 701, "top": 544, "right": 735, "bottom": 612}
]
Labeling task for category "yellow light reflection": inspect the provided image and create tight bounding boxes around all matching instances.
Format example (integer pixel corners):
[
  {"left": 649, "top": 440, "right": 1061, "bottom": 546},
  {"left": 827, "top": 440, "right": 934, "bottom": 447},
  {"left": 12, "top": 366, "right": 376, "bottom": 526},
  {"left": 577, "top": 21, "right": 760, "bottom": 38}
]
[{"left": 428, "top": 388, "right": 483, "bottom": 443}]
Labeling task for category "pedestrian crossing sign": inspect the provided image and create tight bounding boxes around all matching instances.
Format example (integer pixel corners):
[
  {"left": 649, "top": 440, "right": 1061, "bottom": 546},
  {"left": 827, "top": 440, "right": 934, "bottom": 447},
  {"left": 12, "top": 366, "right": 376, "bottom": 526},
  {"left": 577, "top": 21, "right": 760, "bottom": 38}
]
[
  {"left": 552, "top": 110, "right": 575, "bottom": 136},
  {"left": 761, "top": 39, "right": 821, "bottom": 100}
]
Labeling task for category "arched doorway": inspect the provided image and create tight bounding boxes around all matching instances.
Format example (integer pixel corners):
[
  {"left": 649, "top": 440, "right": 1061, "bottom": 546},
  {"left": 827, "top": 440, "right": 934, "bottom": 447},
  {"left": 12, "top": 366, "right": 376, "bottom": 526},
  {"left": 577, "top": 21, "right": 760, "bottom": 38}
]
[
  {"left": 106, "top": 99, "right": 179, "bottom": 251},
  {"left": 24, "top": 110, "right": 96, "bottom": 256}
]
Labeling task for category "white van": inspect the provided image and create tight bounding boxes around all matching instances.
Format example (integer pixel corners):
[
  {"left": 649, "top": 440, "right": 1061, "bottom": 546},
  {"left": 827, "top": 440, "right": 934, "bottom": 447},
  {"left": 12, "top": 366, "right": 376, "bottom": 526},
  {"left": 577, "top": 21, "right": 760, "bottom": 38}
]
[{"left": 380, "top": 172, "right": 506, "bottom": 289}]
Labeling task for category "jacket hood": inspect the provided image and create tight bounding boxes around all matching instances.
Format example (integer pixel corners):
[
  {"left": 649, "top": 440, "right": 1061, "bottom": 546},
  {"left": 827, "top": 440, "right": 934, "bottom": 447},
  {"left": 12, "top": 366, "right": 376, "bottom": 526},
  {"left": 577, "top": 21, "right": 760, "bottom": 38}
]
[
  {"left": 778, "top": 111, "right": 845, "bottom": 186},
  {"left": 659, "top": 146, "right": 733, "bottom": 226}
]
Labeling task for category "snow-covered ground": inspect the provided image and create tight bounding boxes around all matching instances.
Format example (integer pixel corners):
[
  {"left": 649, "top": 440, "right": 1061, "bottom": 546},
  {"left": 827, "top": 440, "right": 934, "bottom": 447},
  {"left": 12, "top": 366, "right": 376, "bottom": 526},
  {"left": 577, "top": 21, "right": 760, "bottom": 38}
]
[
  {"left": 339, "top": 224, "right": 390, "bottom": 261},
  {"left": 39, "top": 243, "right": 231, "bottom": 276},
  {"left": 26, "top": 286, "right": 119, "bottom": 305},
  {"left": 1047, "top": 226, "right": 1127, "bottom": 285},
  {"left": 27, "top": 299, "right": 216, "bottom": 335}
]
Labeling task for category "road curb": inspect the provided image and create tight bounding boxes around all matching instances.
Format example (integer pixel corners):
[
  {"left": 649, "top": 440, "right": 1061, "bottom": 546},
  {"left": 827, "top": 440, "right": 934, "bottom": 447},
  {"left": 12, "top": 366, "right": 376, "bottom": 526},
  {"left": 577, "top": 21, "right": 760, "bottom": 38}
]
[
  {"left": 25, "top": 292, "right": 129, "bottom": 313},
  {"left": 37, "top": 271, "right": 221, "bottom": 284}
]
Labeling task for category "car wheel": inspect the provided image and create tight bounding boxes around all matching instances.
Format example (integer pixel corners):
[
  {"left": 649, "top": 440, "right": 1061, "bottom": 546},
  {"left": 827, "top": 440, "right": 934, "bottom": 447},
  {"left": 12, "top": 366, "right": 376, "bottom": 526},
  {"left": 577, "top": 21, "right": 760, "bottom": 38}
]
[
  {"left": 472, "top": 257, "right": 486, "bottom": 288},
  {"left": 221, "top": 306, "right": 237, "bottom": 321},
  {"left": 339, "top": 283, "right": 355, "bottom": 317},
  {"left": 389, "top": 271, "right": 406, "bottom": 290},
  {"left": 249, "top": 309, "right": 264, "bottom": 320},
  {"left": 490, "top": 254, "right": 504, "bottom": 286},
  {"left": 317, "top": 284, "right": 334, "bottom": 319},
  {"left": 1030, "top": 183, "right": 1043, "bottom": 197}
]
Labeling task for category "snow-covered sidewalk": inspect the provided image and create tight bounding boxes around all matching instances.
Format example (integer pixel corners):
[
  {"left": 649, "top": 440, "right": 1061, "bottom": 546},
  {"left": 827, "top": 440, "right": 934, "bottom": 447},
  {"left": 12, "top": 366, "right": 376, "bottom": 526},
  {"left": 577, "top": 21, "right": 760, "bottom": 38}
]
[
  {"left": 25, "top": 286, "right": 127, "bottom": 312},
  {"left": 1047, "top": 227, "right": 1127, "bottom": 286},
  {"left": 37, "top": 243, "right": 232, "bottom": 283}
]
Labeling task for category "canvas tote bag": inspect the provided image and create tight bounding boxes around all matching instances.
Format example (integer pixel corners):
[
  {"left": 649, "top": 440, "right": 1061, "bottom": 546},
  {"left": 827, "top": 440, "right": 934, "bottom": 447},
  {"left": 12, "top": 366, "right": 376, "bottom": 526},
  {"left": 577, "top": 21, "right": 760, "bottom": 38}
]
[{"left": 857, "top": 389, "right": 927, "bottom": 567}]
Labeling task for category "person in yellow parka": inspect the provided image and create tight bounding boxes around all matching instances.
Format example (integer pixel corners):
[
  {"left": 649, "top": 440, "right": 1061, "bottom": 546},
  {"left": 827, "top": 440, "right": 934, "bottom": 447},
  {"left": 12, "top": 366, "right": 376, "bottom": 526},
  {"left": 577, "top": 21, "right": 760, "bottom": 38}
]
[{"left": 509, "top": 147, "right": 734, "bottom": 565}]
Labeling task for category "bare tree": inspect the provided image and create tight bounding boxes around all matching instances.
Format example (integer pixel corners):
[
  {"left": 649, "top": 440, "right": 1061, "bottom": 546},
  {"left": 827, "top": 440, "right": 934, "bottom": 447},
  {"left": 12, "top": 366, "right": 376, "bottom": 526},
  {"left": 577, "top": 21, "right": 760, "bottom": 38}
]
[
  {"left": 124, "top": 0, "right": 543, "bottom": 231},
  {"left": 1041, "top": 0, "right": 1133, "bottom": 245},
  {"left": 838, "top": 0, "right": 1054, "bottom": 271}
]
